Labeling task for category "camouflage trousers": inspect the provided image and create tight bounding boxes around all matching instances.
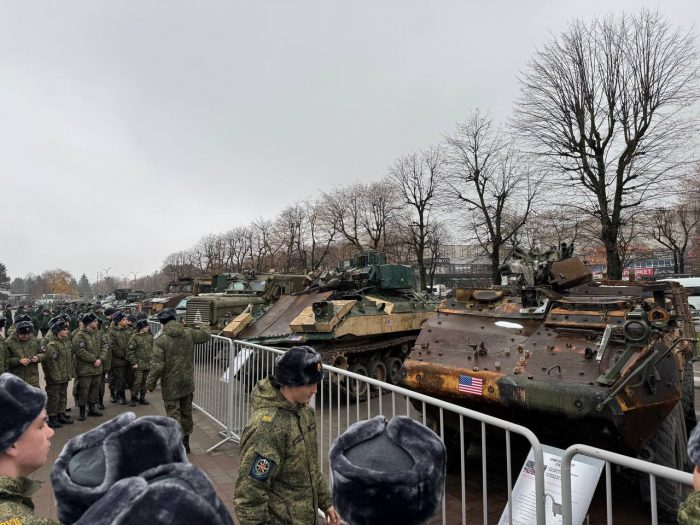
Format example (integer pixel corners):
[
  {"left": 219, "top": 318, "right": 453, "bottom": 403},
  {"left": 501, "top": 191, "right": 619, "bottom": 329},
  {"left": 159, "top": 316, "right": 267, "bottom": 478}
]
[
  {"left": 76, "top": 375, "right": 100, "bottom": 406},
  {"left": 131, "top": 369, "right": 149, "bottom": 395},
  {"left": 110, "top": 365, "right": 128, "bottom": 393},
  {"left": 164, "top": 393, "right": 194, "bottom": 435},
  {"left": 45, "top": 381, "right": 68, "bottom": 417}
]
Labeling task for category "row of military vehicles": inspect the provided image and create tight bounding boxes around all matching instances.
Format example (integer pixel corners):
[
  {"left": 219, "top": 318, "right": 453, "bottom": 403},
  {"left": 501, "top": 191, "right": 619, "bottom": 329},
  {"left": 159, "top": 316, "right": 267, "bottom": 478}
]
[{"left": 172, "top": 248, "right": 696, "bottom": 520}]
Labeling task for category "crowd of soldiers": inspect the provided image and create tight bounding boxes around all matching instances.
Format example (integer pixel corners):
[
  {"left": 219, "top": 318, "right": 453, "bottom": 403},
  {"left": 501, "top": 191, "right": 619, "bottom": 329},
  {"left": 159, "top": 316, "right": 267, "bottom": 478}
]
[{"left": 0, "top": 302, "right": 155, "bottom": 428}]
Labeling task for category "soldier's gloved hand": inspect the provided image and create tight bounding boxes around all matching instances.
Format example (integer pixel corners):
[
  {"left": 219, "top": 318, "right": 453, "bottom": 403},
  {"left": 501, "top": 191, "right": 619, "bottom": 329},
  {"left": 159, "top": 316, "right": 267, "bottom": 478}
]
[{"left": 132, "top": 364, "right": 138, "bottom": 369}]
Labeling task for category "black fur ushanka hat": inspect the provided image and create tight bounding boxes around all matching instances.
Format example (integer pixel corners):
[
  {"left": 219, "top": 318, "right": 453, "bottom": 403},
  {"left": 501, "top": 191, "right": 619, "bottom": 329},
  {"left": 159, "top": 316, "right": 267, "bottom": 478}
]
[
  {"left": 72, "top": 462, "right": 233, "bottom": 525},
  {"left": 330, "top": 415, "right": 446, "bottom": 525},
  {"left": 51, "top": 412, "right": 187, "bottom": 524},
  {"left": 0, "top": 373, "right": 46, "bottom": 453},
  {"left": 273, "top": 346, "right": 324, "bottom": 387}
]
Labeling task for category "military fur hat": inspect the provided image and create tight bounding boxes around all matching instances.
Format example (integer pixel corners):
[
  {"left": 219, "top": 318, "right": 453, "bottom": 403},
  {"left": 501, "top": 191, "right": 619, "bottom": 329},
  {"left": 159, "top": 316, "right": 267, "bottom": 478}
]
[
  {"left": 112, "top": 311, "right": 126, "bottom": 324},
  {"left": 330, "top": 415, "right": 446, "bottom": 525},
  {"left": 0, "top": 373, "right": 47, "bottom": 453},
  {"left": 51, "top": 320, "right": 69, "bottom": 333},
  {"left": 104, "top": 307, "right": 115, "bottom": 317},
  {"left": 51, "top": 412, "right": 188, "bottom": 524},
  {"left": 135, "top": 319, "right": 149, "bottom": 331},
  {"left": 126, "top": 314, "right": 137, "bottom": 323},
  {"left": 157, "top": 308, "right": 177, "bottom": 324},
  {"left": 273, "top": 346, "right": 324, "bottom": 387},
  {"left": 14, "top": 313, "right": 31, "bottom": 324},
  {"left": 72, "top": 463, "right": 233, "bottom": 525},
  {"left": 81, "top": 312, "right": 98, "bottom": 325},
  {"left": 688, "top": 422, "right": 700, "bottom": 465},
  {"left": 14, "top": 319, "right": 34, "bottom": 334}
]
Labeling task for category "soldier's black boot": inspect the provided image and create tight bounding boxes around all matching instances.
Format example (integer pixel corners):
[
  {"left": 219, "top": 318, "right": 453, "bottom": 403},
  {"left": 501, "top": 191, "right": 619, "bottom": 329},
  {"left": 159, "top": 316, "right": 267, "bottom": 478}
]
[
  {"left": 65, "top": 407, "right": 71, "bottom": 412},
  {"left": 110, "top": 391, "right": 118, "bottom": 403},
  {"left": 58, "top": 412, "right": 74, "bottom": 425},
  {"left": 118, "top": 392, "right": 126, "bottom": 405},
  {"left": 48, "top": 416, "right": 63, "bottom": 429},
  {"left": 183, "top": 435, "right": 191, "bottom": 454},
  {"left": 139, "top": 392, "right": 150, "bottom": 405},
  {"left": 78, "top": 406, "right": 87, "bottom": 421},
  {"left": 129, "top": 394, "right": 138, "bottom": 407},
  {"left": 88, "top": 404, "right": 103, "bottom": 417},
  {"left": 97, "top": 396, "right": 106, "bottom": 410}
]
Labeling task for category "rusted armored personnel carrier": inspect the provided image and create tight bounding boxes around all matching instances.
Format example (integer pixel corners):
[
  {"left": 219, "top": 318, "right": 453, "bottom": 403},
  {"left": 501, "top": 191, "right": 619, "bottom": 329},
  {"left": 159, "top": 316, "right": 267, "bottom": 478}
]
[
  {"left": 184, "top": 271, "right": 306, "bottom": 330},
  {"left": 400, "top": 245, "right": 697, "bottom": 518},
  {"left": 237, "top": 251, "right": 436, "bottom": 388}
]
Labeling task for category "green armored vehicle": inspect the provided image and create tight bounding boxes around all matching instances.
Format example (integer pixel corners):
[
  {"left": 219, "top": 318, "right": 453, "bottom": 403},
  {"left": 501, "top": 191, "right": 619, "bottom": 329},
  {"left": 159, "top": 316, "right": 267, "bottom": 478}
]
[
  {"left": 400, "top": 245, "right": 697, "bottom": 519},
  {"left": 184, "top": 271, "right": 306, "bottom": 330},
  {"left": 237, "top": 251, "right": 436, "bottom": 389}
]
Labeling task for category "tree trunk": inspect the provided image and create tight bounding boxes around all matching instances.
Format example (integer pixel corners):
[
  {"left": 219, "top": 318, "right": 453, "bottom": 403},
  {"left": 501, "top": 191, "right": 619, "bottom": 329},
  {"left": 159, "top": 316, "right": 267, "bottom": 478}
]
[{"left": 490, "top": 248, "right": 501, "bottom": 285}]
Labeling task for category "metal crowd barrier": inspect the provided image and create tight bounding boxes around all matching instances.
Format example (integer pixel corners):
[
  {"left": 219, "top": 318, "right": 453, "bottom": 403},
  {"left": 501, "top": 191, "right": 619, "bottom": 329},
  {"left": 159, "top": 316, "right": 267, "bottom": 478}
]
[
  {"left": 213, "top": 341, "right": 548, "bottom": 525},
  {"left": 560, "top": 443, "right": 694, "bottom": 525}
]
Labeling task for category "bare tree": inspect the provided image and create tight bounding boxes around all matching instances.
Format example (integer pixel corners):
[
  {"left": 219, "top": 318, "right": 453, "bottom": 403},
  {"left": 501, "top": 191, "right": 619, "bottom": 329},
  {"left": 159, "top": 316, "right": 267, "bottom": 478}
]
[
  {"left": 446, "top": 110, "right": 541, "bottom": 284},
  {"left": 324, "top": 184, "right": 365, "bottom": 250},
  {"left": 389, "top": 147, "right": 444, "bottom": 289},
  {"left": 651, "top": 203, "right": 700, "bottom": 274},
  {"left": 425, "top": 220, "right": 451, "bottom": 290},
  {"left": 305, "top": 199, "right": 338, "bottom": 270},
  {"left": 222, "top": 226, "right": 250, "bottom": 272},
  {"left": 513, "top": 10, "right": 698, "bottom": 279}
]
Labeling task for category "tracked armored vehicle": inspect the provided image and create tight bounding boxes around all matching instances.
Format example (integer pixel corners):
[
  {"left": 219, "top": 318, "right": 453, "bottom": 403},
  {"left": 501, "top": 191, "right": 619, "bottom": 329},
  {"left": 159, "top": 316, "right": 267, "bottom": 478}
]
[
  {"left": 400, "top": 245, "right": 697, "bottom": 519},
  {"left": 237, "top": 251, "right": 436, "bottom": 387},
  {"left": 184, "top": 272, "right": 306, "bottom": 330}
]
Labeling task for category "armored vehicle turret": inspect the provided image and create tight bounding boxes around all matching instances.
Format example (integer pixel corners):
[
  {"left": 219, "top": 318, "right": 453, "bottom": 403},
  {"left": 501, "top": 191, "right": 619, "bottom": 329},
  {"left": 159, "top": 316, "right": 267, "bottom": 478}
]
[{"left": 399, "top": 245, "right": 697, "bottom": 519}]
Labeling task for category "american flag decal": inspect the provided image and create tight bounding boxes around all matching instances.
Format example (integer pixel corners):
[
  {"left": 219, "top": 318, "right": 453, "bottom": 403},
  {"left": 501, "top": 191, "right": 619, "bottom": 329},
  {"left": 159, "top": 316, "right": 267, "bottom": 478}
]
[{"left": 458, "top": 374, "right": 483, "bottom": 395}]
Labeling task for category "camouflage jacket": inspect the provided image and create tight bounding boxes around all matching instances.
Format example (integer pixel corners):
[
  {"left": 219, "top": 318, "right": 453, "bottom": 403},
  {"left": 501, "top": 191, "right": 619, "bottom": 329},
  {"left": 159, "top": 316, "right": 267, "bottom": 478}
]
[
  {"left": 145, "top": 321, "right": 209, "bottom": 401},
  {"left": 6, "top": 334, "right": 45, "bottom": 387},
  {"left": 679, "top": 490, "right": 700, "bottom": 524},
  {"left": 41, "top": 336, "right": 72, "bottom": 384},
  {"left": 107, "top": 326, "right": 131, "bottom": 368},
  {"left": 0, "top": 476, "right": 57, "bottom": 525},
  {"left": 126, "top": 331, "right": 153, "bottom": 370},
  {"left": 234, "top": 378, "right": 332, "bottom": 525},
  {"left": 72, "top": 328, "right": 106, "bottom": 377}
]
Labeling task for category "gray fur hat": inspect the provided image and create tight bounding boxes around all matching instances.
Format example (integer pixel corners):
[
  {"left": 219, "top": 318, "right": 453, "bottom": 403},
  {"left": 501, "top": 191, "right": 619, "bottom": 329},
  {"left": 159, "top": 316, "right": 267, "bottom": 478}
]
[
  {"left": 330, "top": 415, "right": 446, "bottom": 525},
  {"left": 73, "top": 463, "right": 233, "bottom": 525},
  {"left": 688, "top": 422, "right": 700, "bottom": 465},
  {"left": 0, "top": 373, "right": 47, "bottom": 453},
  {"left": 51, "top": 412, "right": 187, "bottom": 524}
]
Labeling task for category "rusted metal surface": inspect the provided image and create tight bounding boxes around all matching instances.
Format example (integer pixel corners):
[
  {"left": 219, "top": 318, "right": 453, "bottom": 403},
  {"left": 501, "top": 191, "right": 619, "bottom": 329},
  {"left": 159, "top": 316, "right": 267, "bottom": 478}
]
[{"left": 401, "top": 264, "right": 697, "bottom": 454}]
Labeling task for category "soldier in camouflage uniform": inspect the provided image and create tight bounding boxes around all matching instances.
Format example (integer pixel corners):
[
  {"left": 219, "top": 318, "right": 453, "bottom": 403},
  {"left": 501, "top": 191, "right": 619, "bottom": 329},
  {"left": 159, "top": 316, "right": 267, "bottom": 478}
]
[
  {"left": 233, "top": 346, "right": 339, "bottom": 525},
  {"left": 99, "top": 307, "right": 114, "bottom": 407},
  {"left": 126, "top": 319, "right": 153, "bottom": 406},
  {"left": 0, "top": 373, "right": 58, "bottom": 525},
  {"left": 72, "top": 313, "right": 106, "bottom": 421},
  {"left": 146, "top": 308, "right": 210, "bottom": 453},
  {"left": 42, "top": 319, "right": 74, "bottom": 429},
  {"left": 6, "top": 317, "right": 45, "bottom": 388},
  {"left": 108, "top": 311, "right": 131, "bottom": 405}
]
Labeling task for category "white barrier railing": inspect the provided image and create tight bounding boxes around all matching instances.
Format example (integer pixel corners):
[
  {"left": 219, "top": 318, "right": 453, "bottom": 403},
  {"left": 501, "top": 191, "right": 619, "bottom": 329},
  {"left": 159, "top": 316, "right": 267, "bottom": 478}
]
[
  {"left": 561, "top": 443, "right": 694, "bottom": 525},
  {"left": 147, "top": 320, "right": 162, "bottom": 337},
  {"left": 222, "top": 341, "right": 547, "bottom": 525}
]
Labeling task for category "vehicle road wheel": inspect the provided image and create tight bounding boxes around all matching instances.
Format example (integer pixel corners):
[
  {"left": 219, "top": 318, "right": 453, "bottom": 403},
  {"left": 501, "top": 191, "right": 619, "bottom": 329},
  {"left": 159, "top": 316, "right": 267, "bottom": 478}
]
[
  {"left": 638, "top": 402, "right": 691, "bottom": 522},
  {"left": 347, "top": 363, "right": 369, "bottom": 400},
  {"left": 368, "top": 359, "right": 387, "bottom": 383},
  {"left": 384, "top": 356, "right": 403, "bottom": 385}
]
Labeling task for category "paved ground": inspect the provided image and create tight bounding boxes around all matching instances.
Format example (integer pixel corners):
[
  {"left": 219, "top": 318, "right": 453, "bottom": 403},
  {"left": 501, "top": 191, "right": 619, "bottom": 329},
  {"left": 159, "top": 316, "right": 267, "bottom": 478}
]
[{"left": 32, "top": 385, "right": 240, "bottom": 523}]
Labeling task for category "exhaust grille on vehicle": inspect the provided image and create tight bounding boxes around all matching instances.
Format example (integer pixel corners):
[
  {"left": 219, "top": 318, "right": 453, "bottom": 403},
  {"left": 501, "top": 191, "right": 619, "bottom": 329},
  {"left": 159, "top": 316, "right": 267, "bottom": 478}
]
[{"left": 186, "top": 300, "right": 211, "bottom": 325}]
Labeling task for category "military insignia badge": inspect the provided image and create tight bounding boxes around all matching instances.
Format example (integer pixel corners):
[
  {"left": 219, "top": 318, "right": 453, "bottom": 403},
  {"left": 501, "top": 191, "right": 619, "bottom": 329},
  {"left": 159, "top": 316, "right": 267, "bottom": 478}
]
[
  {"left": 79, "top": 341, "right": 86, "bottom": 348},
  {"left": 52, "top": 352, "right": 58, "bottom": 360},
  {"left": 250, "top": 454, "right": 274, "bottom": 481}
]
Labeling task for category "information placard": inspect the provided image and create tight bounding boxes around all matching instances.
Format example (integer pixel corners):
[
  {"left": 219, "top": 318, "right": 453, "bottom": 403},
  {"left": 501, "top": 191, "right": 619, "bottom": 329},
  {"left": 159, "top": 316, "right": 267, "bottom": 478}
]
[{"left": 498, "top": 444, "right": 604, "bottom": 525}]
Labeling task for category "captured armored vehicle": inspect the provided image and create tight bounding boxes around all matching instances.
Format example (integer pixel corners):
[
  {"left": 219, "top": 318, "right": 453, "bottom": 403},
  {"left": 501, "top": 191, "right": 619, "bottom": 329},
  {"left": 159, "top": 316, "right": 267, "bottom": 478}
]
[
  {"left": 400, "top": 245, "right": 697, "bottom": 519},
  {"left": 143, "top": 277, "right": 213, "bottom": 316},
  {"left": 237, "top": 251, "right": 436, "bottom": 389},
  {"left": 184, "top": 271, "right": 306, "bottom": 330}
]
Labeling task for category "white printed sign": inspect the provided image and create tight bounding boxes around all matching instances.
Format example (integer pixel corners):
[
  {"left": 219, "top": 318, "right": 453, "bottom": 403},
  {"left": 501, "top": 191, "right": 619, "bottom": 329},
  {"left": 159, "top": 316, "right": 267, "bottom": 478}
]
[{"left": 498, "top": 444, "right": 604, "bottom": 525}]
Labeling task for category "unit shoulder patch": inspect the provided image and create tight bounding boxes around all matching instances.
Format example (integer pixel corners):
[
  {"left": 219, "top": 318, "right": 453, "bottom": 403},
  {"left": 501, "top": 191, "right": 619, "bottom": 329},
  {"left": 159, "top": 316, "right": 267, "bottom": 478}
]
[
  {"left": 261, "top": 415, "right": 273, "bottom": 423},
  {"left": 249, "top": 453, "right": 274, "bottom": 481}
]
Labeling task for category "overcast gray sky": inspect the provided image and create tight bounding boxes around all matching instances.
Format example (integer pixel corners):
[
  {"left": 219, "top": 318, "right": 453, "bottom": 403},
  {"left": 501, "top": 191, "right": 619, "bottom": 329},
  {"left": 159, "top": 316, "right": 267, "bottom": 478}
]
[{"left": 1, "top": 0, "right": 698, "bottom": 283}]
